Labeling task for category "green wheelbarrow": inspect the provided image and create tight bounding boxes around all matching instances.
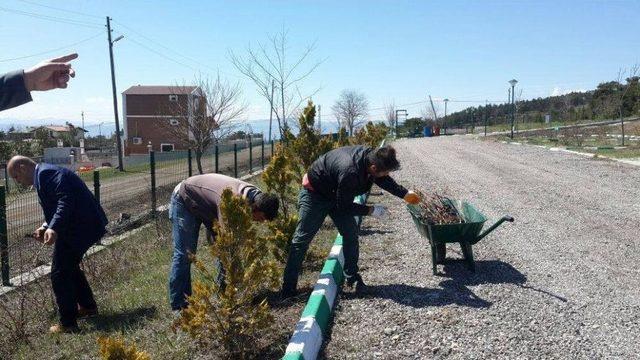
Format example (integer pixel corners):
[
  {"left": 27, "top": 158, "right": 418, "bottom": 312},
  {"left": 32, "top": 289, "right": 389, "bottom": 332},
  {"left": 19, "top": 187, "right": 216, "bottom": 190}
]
[{"left": 407, "top": 200, "right": 514, "bottom": 274}]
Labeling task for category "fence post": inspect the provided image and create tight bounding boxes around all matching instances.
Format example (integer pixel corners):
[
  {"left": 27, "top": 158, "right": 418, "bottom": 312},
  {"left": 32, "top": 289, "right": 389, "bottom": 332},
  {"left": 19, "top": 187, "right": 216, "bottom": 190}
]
[
  {"left": 271, "top": 140, "right": 274, "bottom": 157},
  {"left": 150, "top": 150, "right": 157, "bottom": 218},
  {"left": 249, "top": 139, "right": 253, "bottom": 174},
  {"left": 0, "top": 185, "right": 9, "bottom": 286},
  {"left": 93, "top": 170, "right": 100, "bottom": 204},
  {"left": 233, "top": 143, "right": 238, "bottom": 178},
  {"left": 3, "top": 166, "right": 9, "bottom": 195},
  {"left": 187, "top": 148, "right": 193, "bottom": 177},
  {"left": 214, "top": 145, "right": 219, "bottom": 173},
  {"left": 261, "top": 137, "right": 265, "bottom": 169}
]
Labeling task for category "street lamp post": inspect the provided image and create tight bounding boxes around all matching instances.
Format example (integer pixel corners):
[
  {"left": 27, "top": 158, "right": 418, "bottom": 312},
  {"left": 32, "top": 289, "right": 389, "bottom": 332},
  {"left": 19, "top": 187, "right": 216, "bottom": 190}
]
[
  {"left": 443, "top": 98, "right": 449, "bottom": 134},
  {"left": 508, "top": 79, "right": 518, "bottom": 139},
  {"left": 107, "top": 16, "right": 125, "bottom": 171},
  {"left": 395, "top": 109, "right": 408, "bottom": 138}
]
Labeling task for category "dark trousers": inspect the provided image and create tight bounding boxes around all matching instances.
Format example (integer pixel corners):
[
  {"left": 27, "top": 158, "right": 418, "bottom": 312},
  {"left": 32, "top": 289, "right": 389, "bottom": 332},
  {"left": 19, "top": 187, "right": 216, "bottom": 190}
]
[
  {"left": 51, "top": 239, "right": 96, "bottom": 327},
  {"left": 282, "top": 189, "right": 360, "bottom": 292}
]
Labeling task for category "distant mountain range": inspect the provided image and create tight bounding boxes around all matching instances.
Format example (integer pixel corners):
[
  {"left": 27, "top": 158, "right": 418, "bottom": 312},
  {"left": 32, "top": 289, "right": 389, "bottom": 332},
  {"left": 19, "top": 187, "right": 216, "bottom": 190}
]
[{"left": 0, "top": 117, "right": 342, "bottom": 138}]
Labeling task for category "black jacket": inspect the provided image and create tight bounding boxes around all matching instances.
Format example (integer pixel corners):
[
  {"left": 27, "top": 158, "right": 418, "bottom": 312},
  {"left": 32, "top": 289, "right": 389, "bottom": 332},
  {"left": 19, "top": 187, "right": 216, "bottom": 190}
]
[
  {"left": 307, "top": 145, "right": 408, "bottom": 215},
  {"left": 0, "top": 70, "right": 32, "bottom": 111}
]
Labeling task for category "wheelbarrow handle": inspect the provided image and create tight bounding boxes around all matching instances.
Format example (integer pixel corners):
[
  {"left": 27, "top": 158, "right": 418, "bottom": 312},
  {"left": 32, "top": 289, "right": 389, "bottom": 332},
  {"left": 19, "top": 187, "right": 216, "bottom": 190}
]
[{"left": 471, "top": 215, "right": 515, "bottom": 245}]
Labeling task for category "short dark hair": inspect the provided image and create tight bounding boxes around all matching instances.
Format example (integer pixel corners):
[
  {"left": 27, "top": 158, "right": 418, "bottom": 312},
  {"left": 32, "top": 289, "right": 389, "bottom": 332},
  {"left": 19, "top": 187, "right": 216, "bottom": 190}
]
[
  {"left": 254, "top": 193, "right": 279, "bottom": 220},
  {"left": 367, "top": 145, "right": 400, "bottom": 172}
]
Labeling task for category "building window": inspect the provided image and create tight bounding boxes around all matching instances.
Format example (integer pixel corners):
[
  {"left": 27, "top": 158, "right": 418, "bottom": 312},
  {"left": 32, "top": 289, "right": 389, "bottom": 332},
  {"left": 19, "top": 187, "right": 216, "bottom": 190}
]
[
  {"left": 132, "top": 137, "right": 142, "bottom": 145},
  {"left": 169, "top": 94, "right": 178, "bottom": 102},
  {"left": 161, "top": 143, "right": 174, "bottom": 152},
  {"left": 169, "top": 119, "right": 180, "bottom": 126}
]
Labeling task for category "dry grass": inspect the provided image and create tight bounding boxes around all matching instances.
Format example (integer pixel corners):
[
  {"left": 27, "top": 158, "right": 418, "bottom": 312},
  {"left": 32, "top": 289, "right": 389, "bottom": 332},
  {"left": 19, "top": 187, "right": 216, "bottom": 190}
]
[
  {"left": 413, "top": 191, "right": 464, "bottom": 225},
  {"left": 0, "top": 209, "right": 336, "bottom": 359}
]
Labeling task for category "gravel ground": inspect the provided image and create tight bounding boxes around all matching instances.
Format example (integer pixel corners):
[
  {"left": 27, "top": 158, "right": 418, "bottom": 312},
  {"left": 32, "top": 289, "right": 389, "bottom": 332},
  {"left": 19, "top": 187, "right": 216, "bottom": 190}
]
[{"left": 323, "top": 136, "right": 640, "bottom": 359}]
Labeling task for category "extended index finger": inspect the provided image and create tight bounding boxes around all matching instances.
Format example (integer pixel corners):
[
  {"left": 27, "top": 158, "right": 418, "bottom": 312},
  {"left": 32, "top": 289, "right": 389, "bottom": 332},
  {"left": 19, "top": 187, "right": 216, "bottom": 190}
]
[{"left": 50, "top": 53, "right": 78, "bottom": 63}]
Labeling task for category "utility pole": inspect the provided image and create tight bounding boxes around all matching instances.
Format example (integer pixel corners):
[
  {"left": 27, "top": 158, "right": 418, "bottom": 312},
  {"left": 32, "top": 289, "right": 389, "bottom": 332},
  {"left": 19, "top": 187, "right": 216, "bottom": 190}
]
[
  {"left": 509, "top": 79, "right": 518, "bottom": 139},
  {"left": 98, "top": 122, "right": 103, "bottom": 153},
  {"left": 107, "top": 16, "right": 124, "bottom": 171},
  {"left": 429, "top": 95, "right": 440, "bottom": 135},
  {"left": 80, "top": 111, "right": 85, "bottom": 140}
]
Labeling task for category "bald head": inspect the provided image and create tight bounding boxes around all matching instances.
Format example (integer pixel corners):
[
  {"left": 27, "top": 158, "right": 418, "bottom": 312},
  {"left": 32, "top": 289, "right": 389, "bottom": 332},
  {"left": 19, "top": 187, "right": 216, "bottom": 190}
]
[{"left": 7, "top": 155, "right": 37, "bottom": 187}]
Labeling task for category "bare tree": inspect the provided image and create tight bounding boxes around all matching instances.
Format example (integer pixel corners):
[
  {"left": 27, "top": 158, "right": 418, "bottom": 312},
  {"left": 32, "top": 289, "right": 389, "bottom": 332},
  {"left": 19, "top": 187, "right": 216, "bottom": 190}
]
[
  {"left": 421, "top": 102, "right": 440, "bottom": 124},
  {"left": 164, "top": 75, "right": 246, "bottom": 174},
  {"left": 616, "top": 64, "right": 639, "bottom": 146},
  {"left": 229, "top": 28, "right": 322, "bottom": 140},
  {"left": 384, "top": 102, "right": 396, "bottom": 129},
  {"left": 332, "top": 90, "right": 369, "bottom": 135}
]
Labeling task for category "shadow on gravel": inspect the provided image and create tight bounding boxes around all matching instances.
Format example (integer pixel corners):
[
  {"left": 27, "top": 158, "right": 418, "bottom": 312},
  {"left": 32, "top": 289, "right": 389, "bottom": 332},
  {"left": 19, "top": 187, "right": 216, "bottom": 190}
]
[
  {"left": 358, "top": 227, "right": 394, "bottom": 236},
  {"left": 344, "top": 283, "right": 492, "bottom": 309},
  {"left": 441, "top": 260, "right": 526, "bottom": 285},
  {"left": 344, "top": 260, "right": 566, "bottom": 309},
  {"left": 441, "top": 260, "right": 567, "bottom": 303}
]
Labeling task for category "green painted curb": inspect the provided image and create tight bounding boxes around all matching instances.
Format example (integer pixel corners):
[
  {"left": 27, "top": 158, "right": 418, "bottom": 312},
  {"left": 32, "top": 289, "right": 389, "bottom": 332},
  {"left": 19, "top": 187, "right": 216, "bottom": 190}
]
[
  {"left": 334, "top": 234, "right": 343, "bottom": 245},
  {"left": 321, "top": 258, "right": 344, "bottom": 285},
  {"left": 282, "top": 352, "right": 304, "bottom": 360},
  {"left": 302, "top": 294, "right": 331, "bottom": 334}
]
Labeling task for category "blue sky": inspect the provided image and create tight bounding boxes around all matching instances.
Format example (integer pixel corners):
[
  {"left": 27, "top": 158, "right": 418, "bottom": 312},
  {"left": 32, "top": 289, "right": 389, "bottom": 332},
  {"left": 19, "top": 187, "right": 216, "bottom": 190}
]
[{"left": 1, "top": 0, "right": 639, "bottom": 135}]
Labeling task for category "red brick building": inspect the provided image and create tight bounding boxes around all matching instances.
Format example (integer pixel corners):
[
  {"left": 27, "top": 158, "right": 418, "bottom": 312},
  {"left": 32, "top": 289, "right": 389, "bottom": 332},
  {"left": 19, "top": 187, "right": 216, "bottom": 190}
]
[{"left": 122, "top": 85, "right": 203, "bottom": 155}]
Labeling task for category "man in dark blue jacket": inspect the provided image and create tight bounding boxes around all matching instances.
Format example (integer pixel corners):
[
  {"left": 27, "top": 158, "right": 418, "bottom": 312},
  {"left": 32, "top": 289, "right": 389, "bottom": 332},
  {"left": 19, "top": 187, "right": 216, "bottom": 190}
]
[{"left": 7, "top": 156, "right": 108, "bottom": 333}]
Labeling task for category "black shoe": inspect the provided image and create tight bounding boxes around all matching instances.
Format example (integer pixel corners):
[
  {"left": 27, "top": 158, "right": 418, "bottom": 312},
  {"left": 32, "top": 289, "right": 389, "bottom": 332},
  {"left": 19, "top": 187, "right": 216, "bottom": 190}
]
[
  {"left": 345, "top": 273, "right": 367, "bottom": 293},
  {"left": 280, "top": 288, "right": 297, "bottom": 300}
]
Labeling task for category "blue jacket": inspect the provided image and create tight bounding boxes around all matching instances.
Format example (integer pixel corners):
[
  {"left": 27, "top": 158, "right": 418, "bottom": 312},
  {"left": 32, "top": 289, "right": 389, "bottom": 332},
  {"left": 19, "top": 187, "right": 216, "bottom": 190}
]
[
  {"left": 34, "top": 163, "right": 108, "bottom": 255},
  {"left": 0, "top": 70, "right": 32, "bottom": 111}
]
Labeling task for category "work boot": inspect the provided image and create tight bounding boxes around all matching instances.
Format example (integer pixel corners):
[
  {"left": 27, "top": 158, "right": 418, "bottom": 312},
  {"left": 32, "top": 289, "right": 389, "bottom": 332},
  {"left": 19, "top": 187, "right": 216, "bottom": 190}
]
[
  {"left": 49, "top": 324, "right": 80, "bottom": 334},
  {"left": 280, "top": 287, "right": 297, "bottom": 300},
  {"left": 77, "top": 306, "right": 98, "bottom": 319},
  {"left": 345, "top": 273, "right": 367, "bottom": 293}
]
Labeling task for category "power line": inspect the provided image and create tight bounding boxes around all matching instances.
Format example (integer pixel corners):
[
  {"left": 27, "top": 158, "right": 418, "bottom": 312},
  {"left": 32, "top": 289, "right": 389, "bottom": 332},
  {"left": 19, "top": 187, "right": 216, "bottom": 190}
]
[
  {"left": 124, "top": 36, "right": 203, "bottom": 73},
  {"left": 0, "top": 31, "right": 103, "bottom": 62},
  {"left": 112, "top": 19, "right": 241, "bottom": 80},
  {"left": 0, "top": 5, "right": 103, "bottom": 29},
  {"left": 16, "top": 0, "right": 103, "bottom": 19}
]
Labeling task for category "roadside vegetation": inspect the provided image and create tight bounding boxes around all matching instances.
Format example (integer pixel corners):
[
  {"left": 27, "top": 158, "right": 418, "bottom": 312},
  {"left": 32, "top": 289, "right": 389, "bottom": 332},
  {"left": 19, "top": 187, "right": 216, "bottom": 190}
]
[{"left": 0, "top": 100, "right": 389, "bottom": 359}]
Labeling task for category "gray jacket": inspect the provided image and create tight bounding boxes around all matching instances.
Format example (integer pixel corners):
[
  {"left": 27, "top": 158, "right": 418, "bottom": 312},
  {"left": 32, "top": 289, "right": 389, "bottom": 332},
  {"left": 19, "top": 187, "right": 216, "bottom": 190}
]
[
  {"left": 0, "top": 70, "right": 32, "bottom": 111},
  {"left": 177, "top": 173, "right": 259, "bottom": 227}
]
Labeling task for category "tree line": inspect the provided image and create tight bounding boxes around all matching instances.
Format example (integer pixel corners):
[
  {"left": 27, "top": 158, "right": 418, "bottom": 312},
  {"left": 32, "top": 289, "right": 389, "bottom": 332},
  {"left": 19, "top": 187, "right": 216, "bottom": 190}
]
[{"left": 444, "top": 68, "right": 640, "bottom": 128}]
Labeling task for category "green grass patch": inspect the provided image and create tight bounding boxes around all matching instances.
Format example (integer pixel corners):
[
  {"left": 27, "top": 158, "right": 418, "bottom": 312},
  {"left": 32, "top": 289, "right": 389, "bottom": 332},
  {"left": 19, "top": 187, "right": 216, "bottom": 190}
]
[{"left": 1, "top": 172, "right": 338, "bottom": 359}]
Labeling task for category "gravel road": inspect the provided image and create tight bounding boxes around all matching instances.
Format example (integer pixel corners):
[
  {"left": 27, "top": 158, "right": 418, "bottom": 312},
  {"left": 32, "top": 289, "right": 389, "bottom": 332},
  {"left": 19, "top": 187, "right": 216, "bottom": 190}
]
[{"left": 323, "top": 136, "right": 640, "bottom": 359}]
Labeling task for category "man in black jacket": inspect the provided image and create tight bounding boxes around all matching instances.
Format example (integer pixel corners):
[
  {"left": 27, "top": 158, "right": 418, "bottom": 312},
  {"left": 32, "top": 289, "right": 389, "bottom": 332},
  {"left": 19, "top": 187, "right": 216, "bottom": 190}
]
[
  {"left": 281, "top": 145, "right": 420, "bottom": 296},
  {"left": 0, "top": 53, "right": 77, "bottom": 111}
]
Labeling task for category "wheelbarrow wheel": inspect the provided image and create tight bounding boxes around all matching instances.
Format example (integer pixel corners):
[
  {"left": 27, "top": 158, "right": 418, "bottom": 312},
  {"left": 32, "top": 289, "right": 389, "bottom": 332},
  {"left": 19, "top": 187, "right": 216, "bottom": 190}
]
[{"left": 460, "top": 242, "right": 475, "bottom": 272}]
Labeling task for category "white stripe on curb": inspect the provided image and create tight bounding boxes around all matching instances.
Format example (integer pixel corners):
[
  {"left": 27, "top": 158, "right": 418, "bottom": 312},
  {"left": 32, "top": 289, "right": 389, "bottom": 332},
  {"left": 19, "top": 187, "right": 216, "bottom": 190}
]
[
  {"left": 328, "top": 244, "right": 345, "bottom": 267},
  {"left": 285, "top": 317, "right": 323, "bottom": 360},
  {"left": 311, "top": 274, "right": 338, "bottom": 308}
]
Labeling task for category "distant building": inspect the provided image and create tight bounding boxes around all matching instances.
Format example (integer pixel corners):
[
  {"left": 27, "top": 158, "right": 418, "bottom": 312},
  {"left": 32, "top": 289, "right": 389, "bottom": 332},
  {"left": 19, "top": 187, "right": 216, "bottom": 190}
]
[
  {"left": 122, "top": 85, "right": 204, "bottom": 155},
  {"left": 7, "top": 123, "right": 87, "bottom": 142}
]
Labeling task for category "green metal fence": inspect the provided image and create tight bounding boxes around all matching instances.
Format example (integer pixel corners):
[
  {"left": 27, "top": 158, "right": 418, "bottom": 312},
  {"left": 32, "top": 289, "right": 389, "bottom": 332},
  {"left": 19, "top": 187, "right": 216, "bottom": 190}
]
[{"left": 0, "top": 138, "right": 274, "bottom": 285}]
